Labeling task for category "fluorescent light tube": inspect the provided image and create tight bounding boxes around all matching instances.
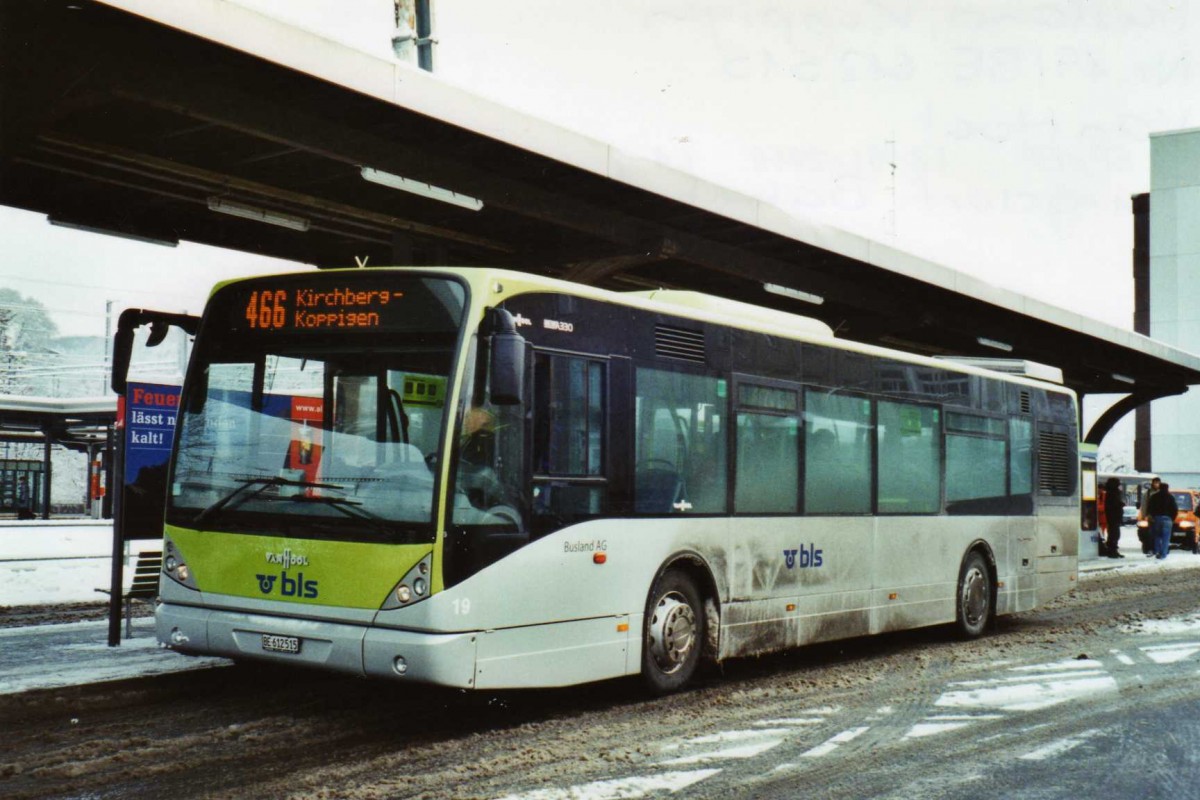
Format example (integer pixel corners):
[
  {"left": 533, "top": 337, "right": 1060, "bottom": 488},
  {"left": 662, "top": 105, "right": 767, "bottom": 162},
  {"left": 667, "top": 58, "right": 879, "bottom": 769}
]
[
  {"left": 763, "top": 282, "right": 824, "bottom": 305},
  {"left": 48, "top": 218, "right": 178, "bottom": 247},
  {"left": 976, "top": 336, "right": 1014, "bottom": 353},
  {"left": 207, "top": 197, "right": 310, "bottom": 231},
  {"left": 361, "top": 167, "right": 483, "bottom": 211}
]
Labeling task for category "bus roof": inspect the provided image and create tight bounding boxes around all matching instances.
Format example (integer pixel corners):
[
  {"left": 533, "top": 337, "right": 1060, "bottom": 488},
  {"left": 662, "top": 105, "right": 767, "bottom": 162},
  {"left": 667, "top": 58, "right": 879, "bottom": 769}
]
[{"left": 623, "top": 289, "right": 834, "bottom": 338}]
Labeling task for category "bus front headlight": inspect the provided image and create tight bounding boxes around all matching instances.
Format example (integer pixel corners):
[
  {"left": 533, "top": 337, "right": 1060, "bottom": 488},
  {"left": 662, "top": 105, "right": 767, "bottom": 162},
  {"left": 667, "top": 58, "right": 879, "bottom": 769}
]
[
  {"left": 381, "top": 554, "right": 433, "bottom": 610},
  {"left": 162, "top": 538, "right": 198, "bottom": 590}
]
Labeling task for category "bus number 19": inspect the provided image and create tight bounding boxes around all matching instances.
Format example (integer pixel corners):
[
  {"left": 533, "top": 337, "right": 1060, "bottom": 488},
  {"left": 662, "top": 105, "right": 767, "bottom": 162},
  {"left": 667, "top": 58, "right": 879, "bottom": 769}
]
[{"left": 245, "top": 290, "right": 288, "bottom": 329}]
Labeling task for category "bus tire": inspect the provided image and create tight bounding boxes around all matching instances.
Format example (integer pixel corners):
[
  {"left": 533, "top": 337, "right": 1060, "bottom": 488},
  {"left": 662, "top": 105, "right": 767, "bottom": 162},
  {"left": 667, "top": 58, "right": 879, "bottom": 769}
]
[
  {"left": 955, "top": 550, "right": 992, "bottom": 639},
  {"left": 641, "top": 569, "right": 703, "bottom": 695}
]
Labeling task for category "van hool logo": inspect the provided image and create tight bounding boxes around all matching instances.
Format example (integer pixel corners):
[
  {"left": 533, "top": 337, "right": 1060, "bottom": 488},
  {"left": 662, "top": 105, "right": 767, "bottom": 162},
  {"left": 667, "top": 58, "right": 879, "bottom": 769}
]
[
  {"left": 265, "top": 548, "right": 309, "bottom": 568},
  {"left": 257, "top": 549, "right": 318, "bottom": 598},
  {"left": 784, "top": 544, "right": 824, "bottom": 569}
]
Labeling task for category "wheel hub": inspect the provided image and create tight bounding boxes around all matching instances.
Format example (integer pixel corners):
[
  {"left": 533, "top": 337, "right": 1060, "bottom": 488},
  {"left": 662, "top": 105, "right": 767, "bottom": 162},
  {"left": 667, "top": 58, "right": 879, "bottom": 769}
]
[
  {"left": 648, "top": 592, "right": 697, "bottom": 674},
  {"left": 962, "top": 567, "right": 987, "bottom": 627}
]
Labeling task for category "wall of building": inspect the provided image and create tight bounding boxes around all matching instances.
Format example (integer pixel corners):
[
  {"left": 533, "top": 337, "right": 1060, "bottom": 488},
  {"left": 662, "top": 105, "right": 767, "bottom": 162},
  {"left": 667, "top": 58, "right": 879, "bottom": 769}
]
[{"left": 1150, "top": 128, "right": 1200, "bottom": 487}]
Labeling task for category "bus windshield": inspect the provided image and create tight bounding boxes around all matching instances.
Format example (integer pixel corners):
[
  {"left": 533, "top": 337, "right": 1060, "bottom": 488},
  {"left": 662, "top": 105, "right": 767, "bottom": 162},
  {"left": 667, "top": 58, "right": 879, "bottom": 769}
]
[{"left": 166, "top": 274, "right": 467, "bottom": 543}]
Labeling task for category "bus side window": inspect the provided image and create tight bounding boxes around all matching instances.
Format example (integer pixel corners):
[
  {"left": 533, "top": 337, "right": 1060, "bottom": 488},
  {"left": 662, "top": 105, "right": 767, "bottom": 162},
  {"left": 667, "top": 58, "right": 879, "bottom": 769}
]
[
  {"left": 735, "top": 382, "right": 800, "bottom": 514},
  {"left": 803, "top": 391, "right": 872, "bottom": 514},
  {"left": 635, "top": 405, "right": 687, "bottom": 513},
  {"left": 634, "top": 367, "right": 727, "bottom": 514},
  {"left": 876, "top": 401, "right": 940, "bottom": 514}
]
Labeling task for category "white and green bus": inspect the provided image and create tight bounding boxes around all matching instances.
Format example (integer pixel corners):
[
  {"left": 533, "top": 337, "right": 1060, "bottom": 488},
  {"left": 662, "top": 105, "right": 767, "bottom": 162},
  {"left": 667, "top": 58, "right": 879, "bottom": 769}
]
[{"left": 135, "top": 267, "right": 1079, "bottom": 694}]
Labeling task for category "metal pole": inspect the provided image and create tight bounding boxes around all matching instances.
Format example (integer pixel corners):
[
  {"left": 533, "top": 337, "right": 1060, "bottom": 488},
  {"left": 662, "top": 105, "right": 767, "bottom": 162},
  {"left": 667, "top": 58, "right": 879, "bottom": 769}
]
[
  {"left": 85, "top": 444, "right": 95, "bottom": 518},
  {"left": 104, "top": 300, "right": 113, "bottom": 394},
  {"left": 41, "top": 435, "right": 51, "bottom": 520},
  {"left": 102, "top": 424, "right": 114, "bottom": 520},
  {"left": 107, "top": 413, "right": 125, "bottom": 646},
  {"left": 416, "top": 0, "right": 433, "bottom": 72}
]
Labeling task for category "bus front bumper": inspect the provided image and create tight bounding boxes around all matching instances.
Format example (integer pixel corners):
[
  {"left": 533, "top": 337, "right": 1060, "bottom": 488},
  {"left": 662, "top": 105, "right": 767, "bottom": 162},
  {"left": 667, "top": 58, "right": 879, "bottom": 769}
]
[{"left": 156, "top": 602, "right": 479, "bottom": 688}]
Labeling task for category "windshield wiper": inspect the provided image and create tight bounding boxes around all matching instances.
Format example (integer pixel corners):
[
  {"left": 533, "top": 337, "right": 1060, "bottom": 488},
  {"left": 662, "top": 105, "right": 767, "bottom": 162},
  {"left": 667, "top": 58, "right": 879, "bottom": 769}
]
[
  {"left": 285, "top": 493, "right": 383, "bottom": 520},
  {"left": 284, "top": 494, "right": 396, "bottom": 536},
  {"left": 192, "top": 475, "right": 344, "bottom": 527}
]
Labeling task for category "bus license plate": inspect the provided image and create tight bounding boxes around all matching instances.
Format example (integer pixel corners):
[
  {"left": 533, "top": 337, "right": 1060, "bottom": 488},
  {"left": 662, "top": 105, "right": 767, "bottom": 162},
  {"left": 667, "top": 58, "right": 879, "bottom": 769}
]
[{"left": 261, "top": 633, "right": 301, "bottom": 654}]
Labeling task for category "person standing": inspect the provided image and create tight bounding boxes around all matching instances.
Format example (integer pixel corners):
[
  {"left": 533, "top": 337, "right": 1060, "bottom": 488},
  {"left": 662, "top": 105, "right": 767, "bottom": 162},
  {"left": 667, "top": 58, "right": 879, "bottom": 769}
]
[
  {"left": 15, "top": 476, "right": 32, "bottom": 520},
  {"left": 1103, "top": 477, "right": 1125, "bottom": 558},
  {"left": 1146, "top": 481, "right": 1178, "bottom": 560}
]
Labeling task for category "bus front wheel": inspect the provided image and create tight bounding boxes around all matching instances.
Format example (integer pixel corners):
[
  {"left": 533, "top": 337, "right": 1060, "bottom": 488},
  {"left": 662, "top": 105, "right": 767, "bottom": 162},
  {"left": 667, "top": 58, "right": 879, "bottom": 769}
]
[
  {"left": 955, "top": 550, "right": 992, "bottom": 638},
  {"left": 641, "top": 569, "right": 703, "bottom": 694}
]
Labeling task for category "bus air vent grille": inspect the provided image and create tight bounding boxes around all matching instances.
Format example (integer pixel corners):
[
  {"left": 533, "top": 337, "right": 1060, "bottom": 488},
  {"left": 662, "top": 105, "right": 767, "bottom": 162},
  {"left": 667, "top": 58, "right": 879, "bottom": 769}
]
[
  {"left": 1038, "top": 431, "right": 1072, "bottom": 495},
  {"left": 655, "top": 325, "right": 706, "bottom": 363},
  {"left": 1019, "top": 390, "right": 1032, "bottom": 414}
]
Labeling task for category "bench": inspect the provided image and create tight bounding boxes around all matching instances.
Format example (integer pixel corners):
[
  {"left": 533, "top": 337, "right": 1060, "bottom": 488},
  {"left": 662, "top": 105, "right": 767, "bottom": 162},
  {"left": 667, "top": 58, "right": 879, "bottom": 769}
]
[{"left": 96, "top": 550, "right": 162, "bottom": 639}]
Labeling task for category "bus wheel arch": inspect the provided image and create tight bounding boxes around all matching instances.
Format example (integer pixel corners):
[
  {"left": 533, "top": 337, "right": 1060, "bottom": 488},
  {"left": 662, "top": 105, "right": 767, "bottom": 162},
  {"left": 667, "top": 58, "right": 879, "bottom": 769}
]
[
  {"left": 641, "top": 554, "right": 720, "bottom": 694},
  {"left": 955, "top": 543, "right": 997, "bottom": 639}
]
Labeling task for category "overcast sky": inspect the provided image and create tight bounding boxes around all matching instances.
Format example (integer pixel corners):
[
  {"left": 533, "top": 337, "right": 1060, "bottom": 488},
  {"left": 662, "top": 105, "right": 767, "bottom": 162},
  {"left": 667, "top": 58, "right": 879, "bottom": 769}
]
[
  {"left": 0, "top": 209, "right": 300, "bottom": 339},
  {"left": 5, "top": 0, "right": 1199, "bottom": 357},
  {"left": 436, "top": 0, "right": 1200, "bottom": 336}
]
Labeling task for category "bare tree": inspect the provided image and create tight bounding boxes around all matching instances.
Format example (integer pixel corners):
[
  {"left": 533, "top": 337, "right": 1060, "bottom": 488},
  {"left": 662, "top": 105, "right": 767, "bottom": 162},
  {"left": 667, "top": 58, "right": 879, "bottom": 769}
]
[{"left": 0, "top": 288, "right": 59, "bottom": 396}]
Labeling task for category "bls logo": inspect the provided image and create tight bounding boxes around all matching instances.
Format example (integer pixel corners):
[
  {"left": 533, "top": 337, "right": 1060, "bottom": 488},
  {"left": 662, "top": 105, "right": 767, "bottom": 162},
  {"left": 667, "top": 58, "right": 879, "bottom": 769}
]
[
  {"left": 255, "top": 571, "right": 319, "bottom": 599},
  {"left": 783, "top": 544, "right": 824, "bottom": 569}
]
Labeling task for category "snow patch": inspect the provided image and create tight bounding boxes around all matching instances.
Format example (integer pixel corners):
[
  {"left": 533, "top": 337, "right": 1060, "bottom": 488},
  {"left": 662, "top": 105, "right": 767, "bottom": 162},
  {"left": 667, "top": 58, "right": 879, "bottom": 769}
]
[
  {"left": 0, "top": 620, "right": 227, "bottom": 695},
  {"left": 493, "top": 769, "right": 721, "bottom": 800},
  {"left": 935, "top": 660, "right": 1118, "bottom": 712},
  {"left": 801, "top": 726, "right": 869, "bottom": 758},
  {"left": 659, "top": 728, "right": 789, "bottom": 765}
]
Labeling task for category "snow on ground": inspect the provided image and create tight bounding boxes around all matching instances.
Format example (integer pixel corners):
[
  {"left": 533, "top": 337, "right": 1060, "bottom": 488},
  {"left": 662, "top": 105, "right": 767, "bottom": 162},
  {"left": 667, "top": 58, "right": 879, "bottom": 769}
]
[
  {"left": 0, "top": 521, "right": 229, "bottom": 695},
  {"left": 0, "top": 521, "right": 159, "bottom": 606},
  {"left": 0, "top": 619, "right": 227, "bottom": 695},
  {"left": 1123, "top": 612, "right": 1200, "bottom": 636},
  {"left": 0, "top": 519, "right": 110, "bottom": 559}
]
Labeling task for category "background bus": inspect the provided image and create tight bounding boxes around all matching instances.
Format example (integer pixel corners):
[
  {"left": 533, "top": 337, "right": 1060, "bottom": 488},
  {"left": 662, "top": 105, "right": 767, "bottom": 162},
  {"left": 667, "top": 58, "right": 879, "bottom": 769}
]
[
  {"left": 1099, "top": 471, "right": 1155, "bottom": 528},
  {"left": 121, "top": 267, "right": 1081, "bottom": 694}
]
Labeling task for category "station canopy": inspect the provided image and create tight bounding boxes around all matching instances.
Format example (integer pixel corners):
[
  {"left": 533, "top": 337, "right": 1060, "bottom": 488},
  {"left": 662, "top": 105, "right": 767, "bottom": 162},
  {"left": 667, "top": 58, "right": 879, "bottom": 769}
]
[
  {"left": 0, "top": 395, "right": 114, "bottom": 452},
  {"left": 4, "top": 0, "right": 1200, "bottom": 436}
]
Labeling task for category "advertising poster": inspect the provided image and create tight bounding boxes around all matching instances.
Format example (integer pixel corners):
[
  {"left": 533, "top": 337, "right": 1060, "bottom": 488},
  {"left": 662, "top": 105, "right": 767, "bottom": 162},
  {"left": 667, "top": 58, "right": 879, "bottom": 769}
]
[
  {"left": 284, "top": 397, "right": 324, "bottom": 484},
  {"left": 121, "top": 382, "right": 180, "bottom": 540}
]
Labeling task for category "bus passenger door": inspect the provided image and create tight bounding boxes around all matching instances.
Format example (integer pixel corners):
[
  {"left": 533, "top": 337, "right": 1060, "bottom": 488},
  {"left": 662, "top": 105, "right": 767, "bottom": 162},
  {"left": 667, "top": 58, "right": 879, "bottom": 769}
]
[{"left": 530, "top": 351, "right": 609, "bottom": 537}]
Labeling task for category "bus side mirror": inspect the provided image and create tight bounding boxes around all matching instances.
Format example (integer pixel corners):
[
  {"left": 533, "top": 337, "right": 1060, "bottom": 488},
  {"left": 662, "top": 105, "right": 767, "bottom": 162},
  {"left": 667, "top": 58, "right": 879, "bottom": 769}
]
[
  {"left": 111, "top": 309, "right": 201, "bottom": 396},
  {"left": 111, "top": 312, "right": 137, "bottom": 396},
  {"left": 487, "top": 308, "right": 525, "bottom": 406}
]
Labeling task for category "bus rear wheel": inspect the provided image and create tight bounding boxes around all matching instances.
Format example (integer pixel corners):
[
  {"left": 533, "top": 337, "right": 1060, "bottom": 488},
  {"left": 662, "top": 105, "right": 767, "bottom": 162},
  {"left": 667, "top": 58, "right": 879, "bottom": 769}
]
[
  {"left": 641, "top": 569, "right": 703, "bottom": 695},
  {"left": 955, "top": 550, "right": 992, "bottom": 638}
]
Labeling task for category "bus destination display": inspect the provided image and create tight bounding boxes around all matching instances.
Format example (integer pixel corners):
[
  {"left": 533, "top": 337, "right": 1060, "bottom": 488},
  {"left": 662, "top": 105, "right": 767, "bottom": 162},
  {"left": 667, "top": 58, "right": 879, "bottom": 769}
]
[{"left": 239, "top": 286, "right": 405, "bottom": 332}]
